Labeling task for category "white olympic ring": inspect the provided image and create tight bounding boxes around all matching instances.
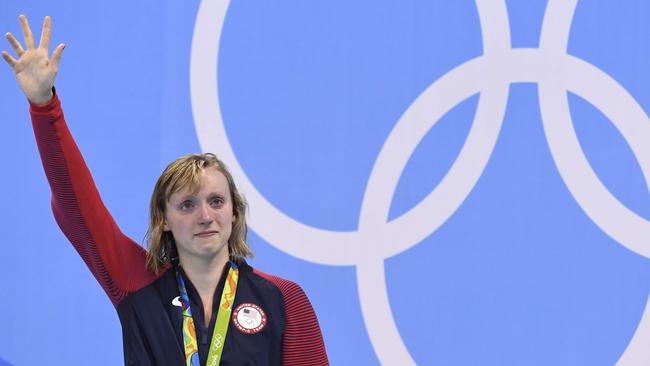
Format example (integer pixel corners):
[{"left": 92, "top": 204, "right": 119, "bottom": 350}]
[{"left": 190, "top": 0, "right": 650, "bottom": 364}]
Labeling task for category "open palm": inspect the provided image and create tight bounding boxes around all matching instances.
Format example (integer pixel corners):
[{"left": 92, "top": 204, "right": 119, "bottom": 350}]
[{"left": 2, "top": 15, "right": 65, "bottom": 105}]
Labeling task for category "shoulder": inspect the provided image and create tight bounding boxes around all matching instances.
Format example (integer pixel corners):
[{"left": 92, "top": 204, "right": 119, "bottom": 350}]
[
  {"left": 244, "top": 264, "right": 318, "bottom": 327},
  {"left": 250, "top": 266, "right": 308, "bottom": 302},
  {"left": 240, "top": 262, "right": 315, "bottom": 317},
  {"left": 244, "top": 264, "right": 329, "bottom": 365}
]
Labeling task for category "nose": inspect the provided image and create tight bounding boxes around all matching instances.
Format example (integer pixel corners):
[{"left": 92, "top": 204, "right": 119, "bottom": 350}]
[{"left": 197, "top": 203, "right": 213, "bottom": 225}]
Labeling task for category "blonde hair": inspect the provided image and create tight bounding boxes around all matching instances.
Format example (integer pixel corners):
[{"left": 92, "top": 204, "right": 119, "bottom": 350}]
[{"left": 145, "top": 153, "right": 252, "bottom": 274}]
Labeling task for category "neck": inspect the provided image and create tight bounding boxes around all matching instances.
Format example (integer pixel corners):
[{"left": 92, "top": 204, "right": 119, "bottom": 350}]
[
  {"left": 179, "top": 252, "right": 230, "bottom": 327},
  {"left": 179, "top": 252, "right": 230, "bottom": 300}
]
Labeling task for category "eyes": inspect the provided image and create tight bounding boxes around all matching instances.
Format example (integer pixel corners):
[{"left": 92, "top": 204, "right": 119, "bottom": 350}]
[{"left": 177, "top": 195, "right": 226, "bottom": 212}]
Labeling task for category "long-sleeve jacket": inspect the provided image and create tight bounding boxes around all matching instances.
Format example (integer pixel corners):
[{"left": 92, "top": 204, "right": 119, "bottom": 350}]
[{"left": 30, "top": 93, "right": 329, "bottom": 366}]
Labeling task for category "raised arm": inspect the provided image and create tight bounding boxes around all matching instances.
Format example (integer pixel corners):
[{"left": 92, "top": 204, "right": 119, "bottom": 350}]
[{"left": 3, "top": 16, "right": 159, "bottom": 306}]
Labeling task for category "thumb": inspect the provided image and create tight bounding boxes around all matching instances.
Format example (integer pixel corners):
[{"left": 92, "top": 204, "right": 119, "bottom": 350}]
[{"left": 51, "top": 43, "right": 65, "bottom": 69}]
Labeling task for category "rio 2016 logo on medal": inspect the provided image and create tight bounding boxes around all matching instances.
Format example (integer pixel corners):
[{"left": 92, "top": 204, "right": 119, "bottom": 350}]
[{"left": 190, "top": 0, "right": 650, "bottom": 365}]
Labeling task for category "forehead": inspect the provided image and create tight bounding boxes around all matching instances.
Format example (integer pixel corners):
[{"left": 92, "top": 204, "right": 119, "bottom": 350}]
[{"left": 168, "top": 167, "right": 230, "bottom": 199}]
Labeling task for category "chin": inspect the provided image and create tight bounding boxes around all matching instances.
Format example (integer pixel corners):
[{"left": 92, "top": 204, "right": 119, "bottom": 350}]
[{"left": 198, "top": 243, "right": 228, "bottom": 257}]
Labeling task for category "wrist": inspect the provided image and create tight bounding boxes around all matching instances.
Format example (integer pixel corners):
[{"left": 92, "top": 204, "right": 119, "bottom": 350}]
[{"left": 29, "top": 88, "right": 55, "bottom": 106}]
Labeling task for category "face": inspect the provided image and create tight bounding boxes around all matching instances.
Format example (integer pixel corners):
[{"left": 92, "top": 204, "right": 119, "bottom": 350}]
[{"left": 164, "top": 167, "right": 234, "bottom": 265}]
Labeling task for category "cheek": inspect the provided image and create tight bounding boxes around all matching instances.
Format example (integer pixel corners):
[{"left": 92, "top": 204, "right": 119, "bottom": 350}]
[{"left": 163, "top": 212, "right": 184, "bottom": 233}]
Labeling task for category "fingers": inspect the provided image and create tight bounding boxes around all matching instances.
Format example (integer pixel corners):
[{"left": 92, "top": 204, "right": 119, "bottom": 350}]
[
  {"left": 5, "top": 32, "right": 25, "bottom": 57},
  {"left": 39, "top": 16, "right": 51, "bottom": 50},
  {"left": 1, "top": 50, "right": 18, "bottom": 67},
  {"left": 19, "top": 15, "right": 36, "bottom": 50},
  {"left": 51, "top": 43, "right": 65, "bottom": 69},
  {"left": 4, "top": 15, "right": 61, "bottom": 70}
]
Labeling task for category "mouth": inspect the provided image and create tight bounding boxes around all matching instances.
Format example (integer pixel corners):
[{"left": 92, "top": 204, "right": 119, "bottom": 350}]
[{"left": 195, "top": 231, "right": 219, "bottom": 238}]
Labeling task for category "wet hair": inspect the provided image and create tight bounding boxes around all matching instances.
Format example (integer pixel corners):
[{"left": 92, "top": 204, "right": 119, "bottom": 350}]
[{"left": 145, "top": 153, "right": 252, "bottom": 274}]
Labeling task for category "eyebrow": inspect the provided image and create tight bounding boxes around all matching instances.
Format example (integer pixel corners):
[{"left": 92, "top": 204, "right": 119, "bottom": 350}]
[
  {"left": 207, "top": 192, "right": 227, "bottom": 199},
  {"left": 178, "top": 195, "right": 196, "bottom": 201},
  {"left": 173, "top": 192, "right": 226, "bottom": 202}
]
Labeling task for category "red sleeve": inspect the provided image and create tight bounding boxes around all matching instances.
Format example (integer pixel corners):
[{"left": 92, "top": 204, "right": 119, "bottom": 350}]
[
  {"left": 254, "top": 270, "right": 329, "bottom": 366},
  {"left": 30, "top": 92, "right": 160, "bottom": 307}
]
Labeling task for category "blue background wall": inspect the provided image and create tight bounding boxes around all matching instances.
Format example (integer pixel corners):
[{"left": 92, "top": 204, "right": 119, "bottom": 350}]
[{"left": 1, "top": 0, "right": 649, "bottom": 365}]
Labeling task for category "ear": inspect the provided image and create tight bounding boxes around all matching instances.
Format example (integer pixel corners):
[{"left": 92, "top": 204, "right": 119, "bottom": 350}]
[{"left": 163, "top": 220, "right": 170, "bottom": 231}]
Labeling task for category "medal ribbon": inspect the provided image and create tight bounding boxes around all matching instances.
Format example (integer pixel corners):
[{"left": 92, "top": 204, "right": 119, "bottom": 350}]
[{"left": 176, "top": 261, "right": 239, "bottom": 366}]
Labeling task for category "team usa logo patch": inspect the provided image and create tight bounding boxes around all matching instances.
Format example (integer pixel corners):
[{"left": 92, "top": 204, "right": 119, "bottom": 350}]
[{"left": 233, "top": 303, "right": 267, "bottom": 334}]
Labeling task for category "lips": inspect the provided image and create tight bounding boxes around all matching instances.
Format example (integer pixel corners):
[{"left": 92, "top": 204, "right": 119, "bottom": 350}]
[{"left": 195, "top": 231, "right": 218, "bottom": 238}]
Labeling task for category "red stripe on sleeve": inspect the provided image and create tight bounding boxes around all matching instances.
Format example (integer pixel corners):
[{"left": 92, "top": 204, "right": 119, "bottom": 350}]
[
  {"left": 254, "top": 269, "right": 329, "bottom": 366},
  {"left": 30, "top": 93, "right": 160, "bottom": 306}
]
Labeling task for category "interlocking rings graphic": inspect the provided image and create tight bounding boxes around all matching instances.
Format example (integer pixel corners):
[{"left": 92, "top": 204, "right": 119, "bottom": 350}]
[
  {"left": 190, "top": 0, "right": 650, "bottom": 364},
  {"left": 212, "top": 334, "right": 224, "bottom": 350}
]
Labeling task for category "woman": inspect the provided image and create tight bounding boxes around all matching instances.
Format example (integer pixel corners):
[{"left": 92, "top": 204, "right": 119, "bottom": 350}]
[{"left": 3, "top": 15, "right": 328, "bottom": 366}]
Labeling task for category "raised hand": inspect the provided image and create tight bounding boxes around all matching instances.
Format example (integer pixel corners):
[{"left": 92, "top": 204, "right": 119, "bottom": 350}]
[{"left": 2, "top": 15, "right": 65, "bottom": 105}]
